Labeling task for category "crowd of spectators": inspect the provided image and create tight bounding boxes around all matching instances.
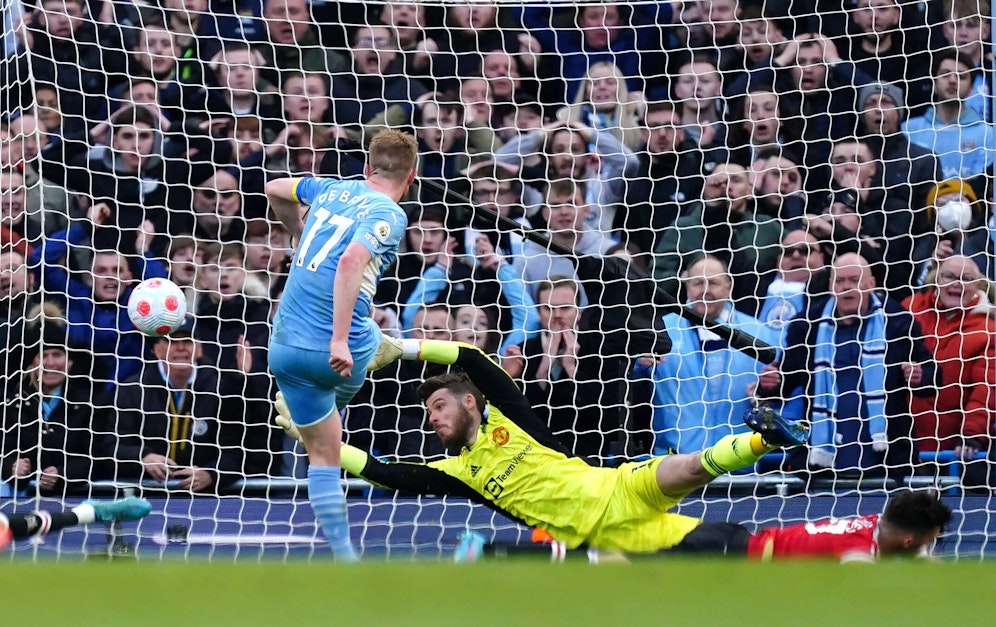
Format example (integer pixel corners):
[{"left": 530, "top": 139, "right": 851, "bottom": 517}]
[{"left": 1, "top": 0, "right": 995, "bottom": 496}]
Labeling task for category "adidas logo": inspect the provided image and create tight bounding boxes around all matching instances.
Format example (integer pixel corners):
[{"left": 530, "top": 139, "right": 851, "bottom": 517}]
[{"left": 470, "top": 465, "right": 481, "bottom": 477}]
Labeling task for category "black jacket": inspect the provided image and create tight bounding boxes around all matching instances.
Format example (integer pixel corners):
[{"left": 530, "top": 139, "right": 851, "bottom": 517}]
[
  {"left": 1, "top": 375, "right": 108, "bottom": 494},
  {"left": 103, "top": 364, "right": 243, "bottom": 491}
]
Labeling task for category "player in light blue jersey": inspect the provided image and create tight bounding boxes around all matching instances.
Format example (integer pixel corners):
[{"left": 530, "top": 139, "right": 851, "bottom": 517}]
[{"left": 266, "top": 130, "right": 418, "bottom": 561}]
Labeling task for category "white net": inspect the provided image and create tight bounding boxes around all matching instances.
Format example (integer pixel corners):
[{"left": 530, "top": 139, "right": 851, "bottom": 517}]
[{"left": 0, "top": 0, "right": 994, "bottom": 560}]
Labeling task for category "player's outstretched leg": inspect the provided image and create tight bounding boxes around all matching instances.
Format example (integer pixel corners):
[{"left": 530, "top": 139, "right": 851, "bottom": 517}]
[
  {"left": 0, "top": 498, "right": 152, "bottom": 552},
  {"left": 86, "top": 497, "right": 154, "bottom": 523},
  {"left": 698, "top": 407, "right": 809, "bottom": 478},
  {"left": 742, "top": 406, "right": 810, "bottom": 448}
]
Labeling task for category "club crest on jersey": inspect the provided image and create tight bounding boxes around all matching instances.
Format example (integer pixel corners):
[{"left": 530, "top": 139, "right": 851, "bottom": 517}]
[
  {"left": 193, "top": 419, "right": 209, "bottom": 437},
  {"left": 492, "top": 426, "right": 510, "bottom": 447},
  {"left": 374, "top": 221, "right": 392, "bottom": 243}
]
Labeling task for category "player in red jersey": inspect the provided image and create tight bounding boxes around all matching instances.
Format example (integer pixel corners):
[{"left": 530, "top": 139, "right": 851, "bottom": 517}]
[{"left": 743, "top": 490, "right": 952, "bottom": 562}]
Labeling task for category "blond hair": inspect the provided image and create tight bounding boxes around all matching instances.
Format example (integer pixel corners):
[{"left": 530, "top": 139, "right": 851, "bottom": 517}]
[{"left": 368, "top": 130, "right": 417, "bottom": 182}]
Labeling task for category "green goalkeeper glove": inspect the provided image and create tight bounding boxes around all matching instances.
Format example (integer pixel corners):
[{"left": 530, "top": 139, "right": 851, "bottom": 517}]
[
  {"left": 274, "top": 391, "right": 369, "bottom": 476},
  {"left": 367, "top": 333, "right": 405, "bottom": 371},
  {"left": 274, "top": 391, "right": 301, "bottom": 442}
]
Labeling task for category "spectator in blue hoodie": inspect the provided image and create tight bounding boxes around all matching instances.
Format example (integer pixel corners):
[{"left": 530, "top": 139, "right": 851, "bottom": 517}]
[
  {"left": 904, "top": 49, "right": 996, "bottom": 179},
  {"left": 633, "top": 255, "right": 779, "bottom": 456},
  {"left": 28, "top": 202, "right": 167, "bottom": 392}
]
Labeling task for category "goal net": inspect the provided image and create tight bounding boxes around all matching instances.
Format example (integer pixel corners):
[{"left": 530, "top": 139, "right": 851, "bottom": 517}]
[{"left": 1, "top": 0, "right": 993, "bottom": 560}]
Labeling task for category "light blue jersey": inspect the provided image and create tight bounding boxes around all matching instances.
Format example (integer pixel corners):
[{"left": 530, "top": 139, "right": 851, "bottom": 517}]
[
  {"left": 903, "top": 107, "right": 996, "bottom": 178},
  {"left": 272, "top": 177, "right": 407, "bottom": 351}
]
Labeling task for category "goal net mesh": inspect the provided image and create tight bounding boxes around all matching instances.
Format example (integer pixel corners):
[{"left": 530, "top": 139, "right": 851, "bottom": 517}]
[{"left": 0, "top": 0, "right": 993, "bottom": 559}]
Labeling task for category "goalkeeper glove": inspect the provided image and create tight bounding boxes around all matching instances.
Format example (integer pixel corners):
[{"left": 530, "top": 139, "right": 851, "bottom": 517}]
[
  {"left": 274, "top": 392, "right": 369, "bottom": 476},
  {"left": 274, "top": 391, "right": 302, "bottom": 442},
  {"left": 367, "top": 333, "right": 406, "bottom": 371}
]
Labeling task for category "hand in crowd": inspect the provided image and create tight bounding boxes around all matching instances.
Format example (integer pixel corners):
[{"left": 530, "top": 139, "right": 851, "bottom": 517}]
[
  {"left": 538, "top": 323, "right": 579, "bottom": 381},
  {"left": 934, "top": 239, "right": 956, "bottom": 261},
  {"left": 267, "top": 123, "right": 305, "bottom": 157},
  {"left": 235, "top": 334, "right": 253, "bottom": 374},
  {"left": 431, "top": 235, "right": 460, "bottom": 270},
  {"left": 808, "top": 33, "right": 843, "bottom": 64},
  {"left": 637, "top": 354, "right": 664, "bottom": 368},
  {"left": 12, "top": 457, "right": 32, "bottom": 479},
  {"left": 412, "top": 38, "right": 439, "bottom": 72},
  {"left": 142, "top": 453, "right": 177, "bottom": 482},
  {"left": 473, "top": 235, "right": 502, "bottom": 273},
  {"left": 954, "top": 443, "right": 981, "bottom": 462},
  {"left": 501, "top": 344, "right": 526, "bottom": 379},
  {"left": 173, "top": 466, "right": 213, "bottom": 491},
  {"left": 88, "top": 202, "right": 111, "bottom": 227},
  {"left": 757, "top": 362, "right": 781, "bottom": 393},
  {"left": 901, "top": 362, "right": 923, "bottom": 387},
  {"left": 38, "top": 466, "right": 60, "bottom": 491},
  {"left": 544, "top": 120, "right": 595, "bottom": 145},
  {"left": 15, "top": 11, "right": 34, "bottom": 51},
  {"left": 135, "top": 219, "right": 156, "bottom": 255},
  {"left": 516, "top": 33, "right": 542, "bottom": 69},
  {"left": 773, "top": 36, "right": 801, "bottom": 67}
]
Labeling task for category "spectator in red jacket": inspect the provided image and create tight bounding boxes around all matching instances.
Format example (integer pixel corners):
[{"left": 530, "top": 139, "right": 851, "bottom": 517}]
[{"left": 904, "top": 255, "right": 995, "bottom": 463}]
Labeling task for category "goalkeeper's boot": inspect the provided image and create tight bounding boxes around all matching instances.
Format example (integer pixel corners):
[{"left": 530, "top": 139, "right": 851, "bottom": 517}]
[
  {"left": 454, "top": 531, "right": 486, "bottom": 563},
  {"left": 88, "top": 497, "right": 153, "bottom": 523},
  {"left": 743, "top": 406, "right": 810, "bottom": 448}
]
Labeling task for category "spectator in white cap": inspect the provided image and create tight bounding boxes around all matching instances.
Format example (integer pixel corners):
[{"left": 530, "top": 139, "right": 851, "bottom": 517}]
[
  {"left": 857, "top": 81, "right": 943, "bottom": 214},
  {"left": 914, "top": 179, "right": 994, "bottom": 283}
]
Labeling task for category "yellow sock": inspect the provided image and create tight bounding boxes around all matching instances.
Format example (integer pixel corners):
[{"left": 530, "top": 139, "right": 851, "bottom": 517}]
[{"left": 700, "top": 433, "right": 773, "bottom": 477}]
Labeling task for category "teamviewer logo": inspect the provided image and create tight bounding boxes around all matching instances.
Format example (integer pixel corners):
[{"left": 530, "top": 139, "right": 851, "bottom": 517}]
[{"left": 484, "top": 478, "right": 504, "bottom": 498}]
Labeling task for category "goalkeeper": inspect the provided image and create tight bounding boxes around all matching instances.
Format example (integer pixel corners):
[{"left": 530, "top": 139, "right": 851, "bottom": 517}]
[{"left": 277, "top": 338, "right": 809, "bottom": 554}]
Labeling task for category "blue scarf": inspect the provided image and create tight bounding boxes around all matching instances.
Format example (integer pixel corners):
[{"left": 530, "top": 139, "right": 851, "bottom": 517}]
[{"left": 810, "top": 294, "right": 888, "bottom": 460}]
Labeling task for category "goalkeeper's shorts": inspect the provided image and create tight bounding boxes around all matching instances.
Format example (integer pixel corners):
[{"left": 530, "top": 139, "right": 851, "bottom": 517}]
[
  {"left": 269, "top": 337, "right": 377, "bottom": 427},
  {"left": 584, "top": 458, "right": 702, "bottom": 554}
]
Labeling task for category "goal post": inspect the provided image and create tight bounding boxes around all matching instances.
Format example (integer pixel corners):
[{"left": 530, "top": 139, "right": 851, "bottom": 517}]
[{"left": 0, "top": 0, "right": 993, "bottom": 560}]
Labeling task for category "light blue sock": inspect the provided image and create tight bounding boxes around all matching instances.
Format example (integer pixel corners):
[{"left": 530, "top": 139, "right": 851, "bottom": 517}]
[{"left": 308, "top": 466, "right": 359, "bottom": 562}]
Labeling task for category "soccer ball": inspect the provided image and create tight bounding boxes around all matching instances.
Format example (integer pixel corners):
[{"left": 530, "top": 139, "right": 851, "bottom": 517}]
[{"left": 127, "top": 278, "right": 188, "bottom": 337}]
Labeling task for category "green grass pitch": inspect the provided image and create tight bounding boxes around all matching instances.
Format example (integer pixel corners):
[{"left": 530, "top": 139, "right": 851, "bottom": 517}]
[{"left": 0, "top": 559, "right": 990, "bottom": 625}]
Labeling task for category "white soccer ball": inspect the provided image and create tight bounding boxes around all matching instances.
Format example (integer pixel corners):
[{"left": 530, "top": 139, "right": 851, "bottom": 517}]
[{"left": 127, "top": 278, "right": 189, "bottom": 337}]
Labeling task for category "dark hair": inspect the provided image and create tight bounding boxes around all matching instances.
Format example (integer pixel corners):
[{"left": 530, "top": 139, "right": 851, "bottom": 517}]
[
  {"left": 203, "top": 242, "right": 245, "bottom": 265},
  {"left": 645, "top": 100, "right": 683, "bottom": 118},
  {"left": 536, "top": 275, "right": 580, "bottom": 305},
  {"left": 408, "top": 202, "right": 449, "bottom": 228},
  {"left": 931, "top": 48, "right": 979, "bottom": 80},
  {"left": 416, "top": 372, "right": 486, "bottom": 413},
  {"left": 882, "top": 490, "right": 953, "bottom": 535},
  {"left": 111, "top": 104, "right": 158, "bottom": 131},
  {"left": 545, "top": 177, "right": 586, "bottom": 202}
]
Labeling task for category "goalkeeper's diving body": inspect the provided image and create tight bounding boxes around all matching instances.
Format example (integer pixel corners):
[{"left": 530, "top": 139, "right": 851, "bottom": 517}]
[{"left": 277, "top": 338, "right": 810, "bottom": 554}]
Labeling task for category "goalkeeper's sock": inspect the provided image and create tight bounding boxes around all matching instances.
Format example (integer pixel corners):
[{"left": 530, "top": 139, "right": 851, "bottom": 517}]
[
  {"left": 700, "top": 433, "right": 773, "bottom": 478},
  {"left": 308, "top": 466, "right": 359, "bottom": 562}
]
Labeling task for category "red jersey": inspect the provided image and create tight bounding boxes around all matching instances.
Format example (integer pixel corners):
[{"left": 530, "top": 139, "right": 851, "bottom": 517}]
[{"left": 747, "top": 515, "right": 880, "bottom": 562}]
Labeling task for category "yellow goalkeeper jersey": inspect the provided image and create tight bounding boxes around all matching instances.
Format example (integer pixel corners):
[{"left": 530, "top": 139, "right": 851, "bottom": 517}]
[{"left": 353, "top": 342, "right": 687, "bottom": 550}]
